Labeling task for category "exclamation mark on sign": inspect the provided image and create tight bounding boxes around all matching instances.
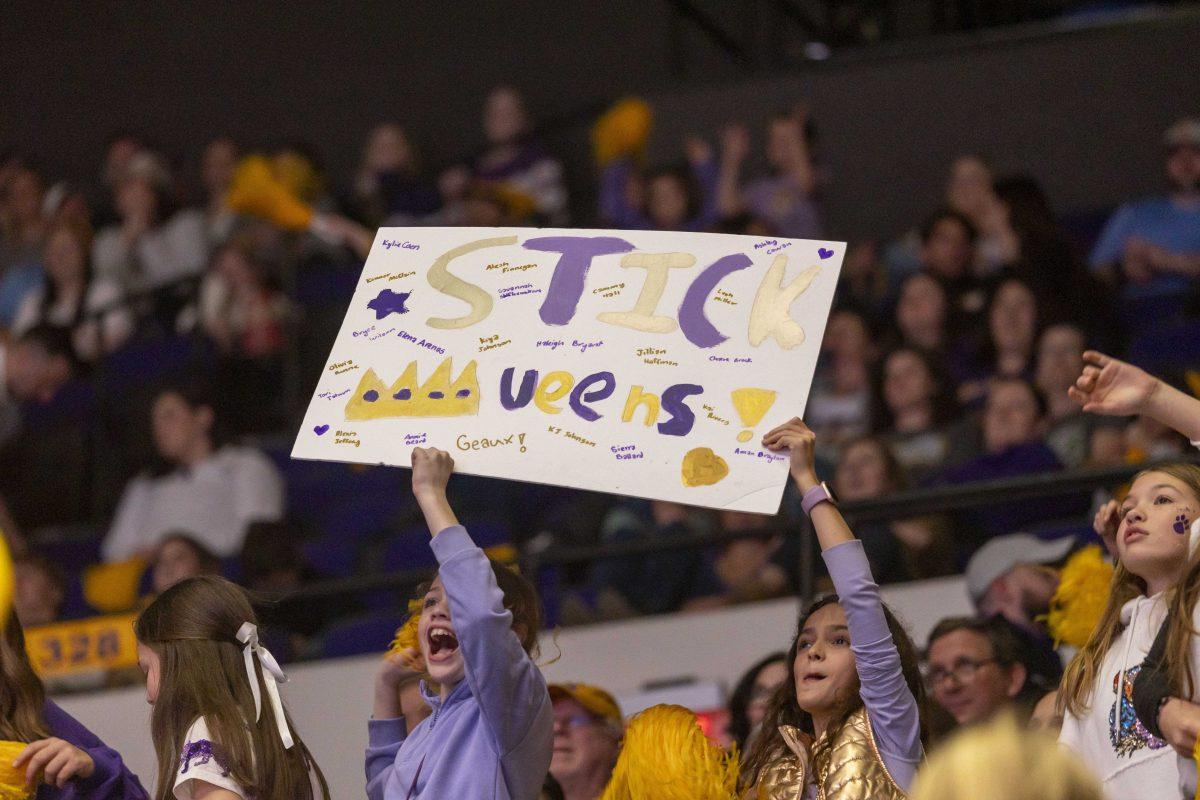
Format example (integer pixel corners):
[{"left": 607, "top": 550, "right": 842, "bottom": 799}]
[
  {"left": 731, "top": 388, "right": 778, "bottom": 443},
  {"left": 518, "top": 433, "right": 527, "bottom": 453}
]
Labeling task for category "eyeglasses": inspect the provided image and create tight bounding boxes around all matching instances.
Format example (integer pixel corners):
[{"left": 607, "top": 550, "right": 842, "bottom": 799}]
[
  {"left": 928, "top": 658, "right": 998, "bottom": 687},
  {"left": 554, "top": 713, "right": 601, "bottom": 732}
]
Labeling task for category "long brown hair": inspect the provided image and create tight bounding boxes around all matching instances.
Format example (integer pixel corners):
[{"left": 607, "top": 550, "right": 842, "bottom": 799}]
[
  {"left": 738, "top": 595, "right": 928, "bottom": 793},
  {"left": 0, "top": 611, "right": 49, "bottom": 741},
  {"left": 1060, "top": 463, "right": 1200, "bottom": 716},
  {"left": 135, "top": 576, "right": 329, "bottom": 800}
]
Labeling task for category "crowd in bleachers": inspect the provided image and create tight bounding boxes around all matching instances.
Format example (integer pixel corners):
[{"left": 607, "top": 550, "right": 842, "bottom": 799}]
[{"left": 1, "top": 84, "right": 1198, "bottom": 663}]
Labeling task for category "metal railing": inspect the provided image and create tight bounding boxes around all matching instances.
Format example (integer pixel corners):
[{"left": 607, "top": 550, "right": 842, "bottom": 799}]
[{"left": 268, "top": 457, "right": 1189, "bottom": 617}]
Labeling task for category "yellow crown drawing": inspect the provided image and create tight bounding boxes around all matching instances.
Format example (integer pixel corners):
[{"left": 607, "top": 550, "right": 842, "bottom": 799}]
[{"left": 345, "top": 358, "right": 480, "bottom": 420}]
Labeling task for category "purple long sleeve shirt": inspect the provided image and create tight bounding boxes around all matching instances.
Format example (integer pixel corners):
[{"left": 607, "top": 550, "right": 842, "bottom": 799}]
[
  {"left": 822, "top": 540, "right": 923, "bottom": 791},
  {"left": 365, "top": 526, "right": 553, "bottom": 800},
  {"left": 41, "top": 700, "right": 149, "bottom": 800}
]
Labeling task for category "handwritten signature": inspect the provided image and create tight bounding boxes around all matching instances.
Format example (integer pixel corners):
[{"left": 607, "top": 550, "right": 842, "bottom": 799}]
[{"left": 381, "top": 239, "right": 420, "bottom": 251}]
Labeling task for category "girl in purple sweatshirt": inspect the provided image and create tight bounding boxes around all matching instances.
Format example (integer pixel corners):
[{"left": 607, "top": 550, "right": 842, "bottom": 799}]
[
  {"left": 740, "top": 418, "right": 927, "bottom": 800},
  {"left": 366, "top": 447, "right": 553, "bottom": 800},
  {"left": 1, "top": 611, "right": 148, "bottom": 800}
]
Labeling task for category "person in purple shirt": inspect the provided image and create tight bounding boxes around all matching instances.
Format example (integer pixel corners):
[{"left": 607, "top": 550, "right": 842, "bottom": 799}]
[
  {"left": 739, "top": 418, "right": 926, "bottom": 799},
  {"left": 0, "top": 610, "right": 148, "bottom": 800},
  {"left": 366, "top": 447, "right": 553, "bottom": 800}
]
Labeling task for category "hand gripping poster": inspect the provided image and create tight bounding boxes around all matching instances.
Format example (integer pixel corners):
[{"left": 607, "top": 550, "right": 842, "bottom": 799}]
[{"left": 293, "top": 228, "right": 844, "bottom": 513}]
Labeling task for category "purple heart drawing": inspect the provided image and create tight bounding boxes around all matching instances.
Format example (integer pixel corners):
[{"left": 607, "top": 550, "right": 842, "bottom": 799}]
[
  {"left": 314, "top": 424, "right": 330, "bottom": 436},
  {"left": 818, "top": 248, "right": 834, "bottom": 260}
]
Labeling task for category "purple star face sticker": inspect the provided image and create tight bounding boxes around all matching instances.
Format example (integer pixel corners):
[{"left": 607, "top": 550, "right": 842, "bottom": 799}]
[{"left": 367, "top": 289, "right": 411, "bottom": 320}]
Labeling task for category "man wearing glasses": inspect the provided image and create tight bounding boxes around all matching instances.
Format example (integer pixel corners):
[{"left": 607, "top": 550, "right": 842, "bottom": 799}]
[
  {"left": 547, "top": 683, "right": 623, "bottom": 800},
  {"left": 925, "top": 616, "right": 1038, "bottom": 727}
]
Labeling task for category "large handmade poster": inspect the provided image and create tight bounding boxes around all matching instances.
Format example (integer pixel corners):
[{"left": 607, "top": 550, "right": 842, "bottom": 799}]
[{"left": 293, "top": 228, "right": 844, "bottom": 513}]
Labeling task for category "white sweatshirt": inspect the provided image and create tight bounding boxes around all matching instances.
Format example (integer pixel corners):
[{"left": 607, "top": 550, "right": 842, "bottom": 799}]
[{"left": 1059, "top": 591, "right": 1178, "bottom": 799}]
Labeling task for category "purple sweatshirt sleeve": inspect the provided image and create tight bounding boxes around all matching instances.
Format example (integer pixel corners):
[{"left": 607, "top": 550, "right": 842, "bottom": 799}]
[
  {"left": 598, "top": 158, "right": 650, "bottom": 229},
  {"left": 364, "top": 718, "right": 406, "bottom": 800},
  {"left": 431, "top": 525, "right": 550, "bottom": 756},
  {"left": 43, "top": 700, "right": 150, "bottom": 800},
  {"left": 822, "top": 541, "right": 923, "bottom": 781}
]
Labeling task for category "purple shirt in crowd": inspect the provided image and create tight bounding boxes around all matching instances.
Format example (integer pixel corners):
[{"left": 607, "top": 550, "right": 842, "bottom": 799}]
[
  {"left": 823, "top": 540, "right": 923, "bottom": 791},
  {"left": 41, "top": 700, "right": 149, "bottom": 800},
  {"left": 365, "top": 526, "right": 553, "bottom": 800}
]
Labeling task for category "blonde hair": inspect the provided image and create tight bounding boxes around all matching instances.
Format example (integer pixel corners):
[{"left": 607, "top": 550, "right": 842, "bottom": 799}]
[
  {"left": 1059, "top": 463, "right": 1200, "bottom": 717},
  {"left": 911, "top": 713, "right": 1101, "bottom": 800}
]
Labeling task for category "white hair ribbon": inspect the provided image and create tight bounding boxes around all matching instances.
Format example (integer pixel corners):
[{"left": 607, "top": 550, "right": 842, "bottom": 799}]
[{"left": 236, "top": 622, "right": 295, "bottom": 749}]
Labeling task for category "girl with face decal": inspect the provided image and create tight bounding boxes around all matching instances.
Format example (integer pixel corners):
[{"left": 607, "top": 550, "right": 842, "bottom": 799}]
[
  {"left": 1059, "top": 351, "right": 1200, "bottom": 798},
  {"left": 740, "top": 418, "right": 927, "bottom": 800},
  {"left": 366, "top": 447, "right": 552, "bottom": 800}
]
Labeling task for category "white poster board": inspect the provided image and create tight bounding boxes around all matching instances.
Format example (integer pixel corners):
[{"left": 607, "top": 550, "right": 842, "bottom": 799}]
[{"left": 292, "top": 228, "right": 844, "bottom": 513}]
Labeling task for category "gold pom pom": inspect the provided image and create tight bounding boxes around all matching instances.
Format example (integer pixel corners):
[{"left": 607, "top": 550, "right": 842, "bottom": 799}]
[
  {"left": 0, "top": 741, "right": 35, "bottom": 800},
  {"left": 600, "top": 704, "right": 738, "bottom": 800},
  {"left": 0, "top": 532, "right": 12, "bottom": 631},
  {"left": 1046, "top": 545, "right": 1114, "bottom": 649},
  {"left": 592, "top": 98, "right": 653, "bottom": 167},
  {"left": 387, "top": 598, "right": 427, "bottom": 673},
  {"left": 226, "top": 155, "right": 315, "bottom": 231}
]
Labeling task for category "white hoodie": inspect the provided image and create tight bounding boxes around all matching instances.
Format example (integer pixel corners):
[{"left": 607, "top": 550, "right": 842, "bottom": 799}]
[{"left": 1059, "top": 591, "right": 1178, "bottom": 799}]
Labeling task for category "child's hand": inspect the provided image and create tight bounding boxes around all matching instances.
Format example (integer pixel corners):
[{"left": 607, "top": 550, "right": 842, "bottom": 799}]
[
  {"left": 411, "top": 447, "right": 453, "bottom": 499},
  {"left": 1157, "top": 697, "right": 1200, "bottom": 757},
  {"left": 15, "top": 738, "right": 94, "bottom": 788},
  {"left": 762, "top": 417, "right": 819, "bottom": 490},
  {"left": 376, "top": 650, "right": 421, "bottom": 690},
  {"left": 1069, "top": 351, "right": 1160, "bottom": 418},
  {"left": 1093, "top": 499, "right": 1121, "bottom": 559}
]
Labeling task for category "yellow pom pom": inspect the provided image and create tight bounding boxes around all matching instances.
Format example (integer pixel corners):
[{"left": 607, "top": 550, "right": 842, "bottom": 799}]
[
  {"left": 226, "top": 156, "right": 314, "bottom": 231},
  {"left": 0, "top": 741, "right": 34, "bottom": 800},
  {"left": 0, "top": 532, "right": 12, "bottom": 631},
  {"left": 600, "top": 704, "right": 738, "bottom": 800},
  {"left": 82, "top": 556, "right": 146, "bottom": 613},
  {"left": 592, "top": 98, "right": 653, "bottom": 167},
  {"left": 386, "top": 599, "right": 435, "bottom": 689},
  {"left": 1046, "top": 545, "right": 1114, "bottom": 649}
]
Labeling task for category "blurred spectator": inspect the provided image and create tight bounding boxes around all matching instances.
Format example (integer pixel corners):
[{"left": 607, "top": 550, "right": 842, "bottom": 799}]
[
  {"left": 0, "top": 165, "right": 48, "bottom": 326},
  {"left": 716, "top": 108, "right": 820, "bottom": 239},
  {"left": 149, "top": 532, "right": 221, "bottom": 594},
  {"left": 349, "top": 123, "right": 440, "bottom": 227},
  {"left": 683, "top": 511, "right": 790, "bottom": 610},
  {"left": 102, "top": 382, "right": 283, "bottom": 561},
  {"left": 945, "top": 154, "right": 1013, "bottom": 273},
  {"left": 475, "top": 86, "right": 567, "bottom": 225},
  {"left": 0, "top": 325, "right": 96, "bottom": 531},
  {"left": 955, "top": 276, "right": 1040, "bottom": 406},
  {"left": 93, "top": 132, "right": 144, "bottom": 227},
  {"left": 240, "top": 520, "right": 358, "bottom": 649},
  {"left": 936, "top": 378, "right": 1078, "bottom": 552},
  {"left": 1035, "top": 323, "right": 1090, "bottom": 467},
  {"left": 12, "top": 553, "right": 65, "bottom": 627},
  {"left": 833, "top": 435, "right": 954, "bottom": 581},
  {"left": 726, "top": 652, "right": 788, "bottom": 752},
  {"left": 965, "top": 532, "right": 1068, "bottom": 696},
  {"left": 893, "top": 272, "right": 950, "bottom": 352},
  {"left": 806, "top": 307, "right": 876, "bottom": 446},
  {"left": 873, "top": 346, "right": 965, "bottom": 480},
  {"left": 91, "top": 151, "right": 208, "bottom": 292},
  {"left": 579, "top": 500, "right": 713, "bottom": 620},
  {"left": 992, "top": 175, "right": 1115, "bottom": 339},
  {"left": 198, "top": 239, "right": 290, "bottom": 359},
  {"left": 919, "top": 208, "right": 985, "bottom": 321},
  {"left": 199, "top": 136, "right": 241, "bottom": 246},
  {"left": 599, "top": 136, "right": 719, "bottom": 231},
  {"left": 11, "top": 219, "right": 133, "bottom": 361},
  {"left": 1090, "top": 118, "right": 1200, "bottom": 327},
  {"left": 548, "top": 683, "right": 623, "bottom": 800},
  {"left": 836, "top": 241, "right": 894, "bottom": 318}
]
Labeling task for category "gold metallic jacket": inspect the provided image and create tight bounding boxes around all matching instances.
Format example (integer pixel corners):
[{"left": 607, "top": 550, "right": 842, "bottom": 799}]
[{"left": 748, "top": 708, "right": 907, "bottom": 800}]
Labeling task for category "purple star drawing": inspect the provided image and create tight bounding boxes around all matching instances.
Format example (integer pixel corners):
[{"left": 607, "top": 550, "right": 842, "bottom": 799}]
[{"left": 367, "top": 289, "right": 411, "bottom": 320}]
